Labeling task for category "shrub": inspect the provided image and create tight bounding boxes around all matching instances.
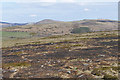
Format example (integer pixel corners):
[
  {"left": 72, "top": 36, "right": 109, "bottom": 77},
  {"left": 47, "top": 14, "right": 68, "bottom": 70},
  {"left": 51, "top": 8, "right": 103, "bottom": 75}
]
[{"left": 71, "top": 27, "right": 90, "bottom": 34}]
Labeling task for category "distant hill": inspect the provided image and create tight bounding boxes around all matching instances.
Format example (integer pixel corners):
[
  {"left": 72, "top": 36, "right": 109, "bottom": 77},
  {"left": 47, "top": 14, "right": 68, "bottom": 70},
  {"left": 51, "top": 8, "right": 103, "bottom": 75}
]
[
  {"left": 35, "top": 19, "right": 63, "bottom": 24},
  {"left": 0, "top": 21, "right": 27, "bottom": 27},
  {"left": 2, "top": 19, "right": 118, "bottom": 36}
]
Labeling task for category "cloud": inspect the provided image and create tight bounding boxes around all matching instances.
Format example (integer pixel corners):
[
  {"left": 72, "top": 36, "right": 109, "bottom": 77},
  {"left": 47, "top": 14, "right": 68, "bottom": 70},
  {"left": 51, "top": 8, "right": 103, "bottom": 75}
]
[
  {"left": 29, "top": 14, "right": 37, "bottom": 17},
  {"left": 76, "top": 0, "right": 119, "bottom": 2},
  {"left": 43, "top": 0, "right": 56, "bottom": 2},
  {"left": 84, "top": 8, "right": 89, "bottom": 11},
  {"left": 1, "top": 0, "right": 56, "bottom": 2},
  {"left": 39, "top": 2, "right": 55, "bottom": 6},
  {"left": 77, "top": 2, "right": 88, "bottom": 6},
  {"left": 1, "top": 0, "right": 119, "bottom": 2},
  {"left": 59, "top": 0, "right": 76, "bottom": 2}
]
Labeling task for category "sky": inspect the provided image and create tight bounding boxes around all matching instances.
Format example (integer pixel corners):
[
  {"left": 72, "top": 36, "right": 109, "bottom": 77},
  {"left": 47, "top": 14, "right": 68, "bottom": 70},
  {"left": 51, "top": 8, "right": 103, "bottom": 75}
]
[{"left": 0, "top": 0, "right": 119, "bottom": 23}]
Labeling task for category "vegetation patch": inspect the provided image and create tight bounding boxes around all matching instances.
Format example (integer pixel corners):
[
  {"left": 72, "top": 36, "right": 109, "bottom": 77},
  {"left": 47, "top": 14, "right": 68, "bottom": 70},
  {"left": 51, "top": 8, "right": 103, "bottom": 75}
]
[
  {"left": 71, "top": 27, "right": 91, "bottom": 34},
  {"left": 12, "top": 51, "right": 23, "bottom": 55},
  {"left": 1, "top": 31, "right": 31, "bottom": 40},
  {"left": 3, "top": 62, "right": 31, "bottom": 68}
]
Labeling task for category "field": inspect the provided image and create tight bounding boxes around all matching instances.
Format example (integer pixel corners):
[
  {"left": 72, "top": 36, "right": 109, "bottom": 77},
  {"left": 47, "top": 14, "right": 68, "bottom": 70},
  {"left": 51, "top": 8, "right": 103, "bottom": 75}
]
[
  {"left": 2, "top": 30, "right": 119, "bottom": 79},
  {"left": 1, "top": 31, "right": 31, "bottom": 40}
]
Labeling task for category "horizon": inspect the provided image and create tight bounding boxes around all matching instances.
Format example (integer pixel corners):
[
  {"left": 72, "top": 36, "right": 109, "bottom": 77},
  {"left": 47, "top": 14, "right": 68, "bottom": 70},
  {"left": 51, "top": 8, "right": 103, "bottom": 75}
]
[
  {"left": 1, "top": 2, "right": 118, "bottom": 23},
  {"left": 0, "top": 18, "right": 118, "bottom": 24}
]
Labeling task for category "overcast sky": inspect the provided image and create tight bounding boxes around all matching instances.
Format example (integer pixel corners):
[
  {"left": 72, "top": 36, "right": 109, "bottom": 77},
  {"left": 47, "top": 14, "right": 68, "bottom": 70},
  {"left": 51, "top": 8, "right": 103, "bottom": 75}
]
[
  {"left": 1, "top": 0, "right": 118, "bottom": 23},
  {"left": 1, "top": 0, "right": 119, "bottom": 2}
]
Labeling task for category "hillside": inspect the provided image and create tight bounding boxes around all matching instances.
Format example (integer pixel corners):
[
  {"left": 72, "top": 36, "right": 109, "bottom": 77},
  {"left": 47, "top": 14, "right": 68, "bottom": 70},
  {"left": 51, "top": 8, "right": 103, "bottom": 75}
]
[
  {"left": 2, "top": 19, "right": 118, "bottom": 36},
  {"left": 2, "top": 30, "right": 119, "bottom": 79},
  {"left": 0, "top": 22, "right": 27, "bottom": 27}
]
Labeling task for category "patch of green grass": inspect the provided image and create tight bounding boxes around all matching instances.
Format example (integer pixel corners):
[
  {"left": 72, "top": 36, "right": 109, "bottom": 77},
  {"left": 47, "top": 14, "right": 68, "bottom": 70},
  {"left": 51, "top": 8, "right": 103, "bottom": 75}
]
[
  {"left": 12, "top": 51, "right": 23, "bottom": 55},
  {"left": 3, "top": 62, "right": 31, "bottom": 68},
  {"left": 1, "top": 31, "right": 31, "bottom": 40}
]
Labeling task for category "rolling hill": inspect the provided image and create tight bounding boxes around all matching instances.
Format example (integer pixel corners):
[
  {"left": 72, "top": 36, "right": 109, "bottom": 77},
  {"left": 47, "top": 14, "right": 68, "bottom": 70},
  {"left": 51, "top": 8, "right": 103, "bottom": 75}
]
[
  {"left": 2, "top": 19, "right": 118, "bottom": 37},
  {"left": 0, "top": 21, "right": 27, "bottom": 27}
]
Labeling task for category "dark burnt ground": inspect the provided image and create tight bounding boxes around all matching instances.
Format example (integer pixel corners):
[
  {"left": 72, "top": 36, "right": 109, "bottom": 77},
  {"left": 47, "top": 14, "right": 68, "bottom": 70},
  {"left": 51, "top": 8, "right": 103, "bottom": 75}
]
[{"left": 2, "top": 33, "right": 118, "bottom": 79}]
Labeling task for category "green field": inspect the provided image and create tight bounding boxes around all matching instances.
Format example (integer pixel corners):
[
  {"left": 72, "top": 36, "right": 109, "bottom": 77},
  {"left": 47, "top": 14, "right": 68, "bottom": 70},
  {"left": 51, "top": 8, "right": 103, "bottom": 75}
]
[{"left": 0, "top": 31, "right": 31, "bottom": 40}]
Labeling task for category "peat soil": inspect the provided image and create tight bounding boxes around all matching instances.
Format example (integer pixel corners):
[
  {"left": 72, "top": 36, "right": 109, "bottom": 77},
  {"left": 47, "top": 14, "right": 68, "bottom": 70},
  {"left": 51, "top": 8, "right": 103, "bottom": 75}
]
[{"left": 2, "top": 36, "right": 118, "bottom": 78}]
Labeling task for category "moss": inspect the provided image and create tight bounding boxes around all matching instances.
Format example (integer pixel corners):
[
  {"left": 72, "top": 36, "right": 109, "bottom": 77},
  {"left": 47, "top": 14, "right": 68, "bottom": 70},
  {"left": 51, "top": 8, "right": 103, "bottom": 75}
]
[
  {"left": 12, "top": 51, "right": 23, "bottom": 55},
  {"left": 3, "top": 62, "right": 31, "bottom": 68}
]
